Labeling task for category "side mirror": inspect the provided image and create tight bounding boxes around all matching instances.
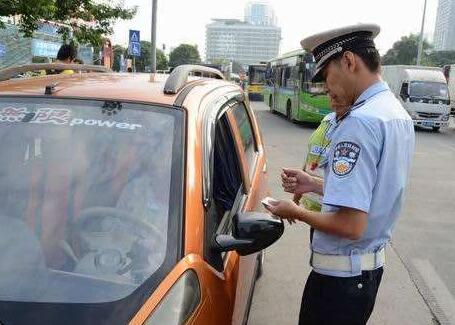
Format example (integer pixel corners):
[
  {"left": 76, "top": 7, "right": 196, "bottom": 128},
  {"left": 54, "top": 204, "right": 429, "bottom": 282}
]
[
  {"left": 214, "top": 212, "right": 284, "bottom": 256},
  {"left": 400, "top": 83, "right": 409, "bottom": 101}
]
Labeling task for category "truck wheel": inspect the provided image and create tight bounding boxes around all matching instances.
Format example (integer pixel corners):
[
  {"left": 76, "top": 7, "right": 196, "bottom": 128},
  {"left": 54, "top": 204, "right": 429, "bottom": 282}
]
[{"left": 433, "top": 126, "right": 441, "bottom": 132}]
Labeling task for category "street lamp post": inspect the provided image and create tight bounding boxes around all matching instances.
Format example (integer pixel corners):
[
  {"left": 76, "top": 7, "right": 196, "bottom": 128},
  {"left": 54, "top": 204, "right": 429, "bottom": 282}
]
[
  {"left": 417, "top": 0, "right": 428, "bottom": 66},
  {"left": 151, "top": 0, "right": 158, "bottom": 75}
]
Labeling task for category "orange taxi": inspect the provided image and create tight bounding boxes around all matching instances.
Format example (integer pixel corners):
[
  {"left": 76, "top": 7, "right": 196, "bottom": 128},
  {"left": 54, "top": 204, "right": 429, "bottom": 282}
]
[{"left": 0, "top": 64, "right": 283, "bottom": 325}]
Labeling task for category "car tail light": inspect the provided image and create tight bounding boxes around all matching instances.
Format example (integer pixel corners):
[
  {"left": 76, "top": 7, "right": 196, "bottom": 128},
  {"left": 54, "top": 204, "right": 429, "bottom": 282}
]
[{"left": 144, "top": 270, "right": 201, "bottom": 325}]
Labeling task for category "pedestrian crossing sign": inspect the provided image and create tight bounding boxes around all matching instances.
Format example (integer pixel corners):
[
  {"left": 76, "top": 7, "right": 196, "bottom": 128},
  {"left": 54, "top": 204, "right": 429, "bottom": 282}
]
[
  {"left": 129, "top": 30, "right": 140, "bottom": 43},
  {"left": 129, "top": 30, "right": 141, "bottom": 57}
]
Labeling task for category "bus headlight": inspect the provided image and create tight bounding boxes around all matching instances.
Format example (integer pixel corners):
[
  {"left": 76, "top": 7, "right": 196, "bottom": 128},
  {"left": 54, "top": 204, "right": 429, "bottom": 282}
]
[
  {"left": 443, "top": 114, "right": 450, "bottom": 121},
  {"left": 145, "top": 270, "right": 201, "bottom": 325}
]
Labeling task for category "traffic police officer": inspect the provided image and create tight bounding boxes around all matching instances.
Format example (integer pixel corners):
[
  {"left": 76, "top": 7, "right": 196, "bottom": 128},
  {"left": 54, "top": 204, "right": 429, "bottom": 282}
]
[{"left": 265, "top": 24, "right": 415, "bottom": 325}]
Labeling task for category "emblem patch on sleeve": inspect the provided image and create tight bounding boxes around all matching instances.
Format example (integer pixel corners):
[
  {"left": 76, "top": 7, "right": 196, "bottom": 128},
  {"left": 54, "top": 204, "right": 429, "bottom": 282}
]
[{"left": 332, "top": 141, "right": 361, "bottom": 177}]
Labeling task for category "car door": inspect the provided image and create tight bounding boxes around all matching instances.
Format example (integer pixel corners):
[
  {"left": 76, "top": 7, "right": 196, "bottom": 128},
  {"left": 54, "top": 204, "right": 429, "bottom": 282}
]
[
  {"left": 227, "top": 100, "right": 268, "bottom": 325},
  {"left": 204, "top": 94, "right": 265, "bottom": 324}
]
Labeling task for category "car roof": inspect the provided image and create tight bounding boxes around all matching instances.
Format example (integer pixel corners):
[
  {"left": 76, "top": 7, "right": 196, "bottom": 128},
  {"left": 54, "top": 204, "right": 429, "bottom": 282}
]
[{"left": 0, "top": 72, "right": 235, "bottom": 108}]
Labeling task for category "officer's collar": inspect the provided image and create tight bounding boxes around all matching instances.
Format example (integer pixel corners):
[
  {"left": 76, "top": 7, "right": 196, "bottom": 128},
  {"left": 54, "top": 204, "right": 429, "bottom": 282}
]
[
  {"left": 331, "top": 81, "right": 388, "bottom": 124},
  {"left": 354, "top": 80, "right": 389, "bottom": 106}
]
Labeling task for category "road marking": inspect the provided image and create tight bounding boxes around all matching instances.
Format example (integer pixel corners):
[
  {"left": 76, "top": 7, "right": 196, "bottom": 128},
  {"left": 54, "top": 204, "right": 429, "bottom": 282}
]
[{"left": 413, "top": 259, "right": 455, "bottom": 325}]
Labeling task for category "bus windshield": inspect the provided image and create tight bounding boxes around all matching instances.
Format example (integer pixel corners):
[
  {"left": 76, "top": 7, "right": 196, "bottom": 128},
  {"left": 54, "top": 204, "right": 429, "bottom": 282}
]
[{"left": 248, "top": 65, "right": 266, "bottom": 84}]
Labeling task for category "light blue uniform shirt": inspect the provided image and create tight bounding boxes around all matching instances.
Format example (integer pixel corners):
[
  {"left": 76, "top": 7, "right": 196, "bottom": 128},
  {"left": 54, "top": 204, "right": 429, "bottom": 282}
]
[{"left": 312, "top": 81, "right": 415, "bottom": 277}]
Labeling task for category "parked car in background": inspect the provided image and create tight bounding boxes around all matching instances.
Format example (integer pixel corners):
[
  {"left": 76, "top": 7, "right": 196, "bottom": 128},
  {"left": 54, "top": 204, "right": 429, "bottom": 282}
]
[
  {"left": 382, "top": 65, "right": 451, "bottom": 131},
  {"left": 0, "top": 64, "right": 283, "bottom": 325}
]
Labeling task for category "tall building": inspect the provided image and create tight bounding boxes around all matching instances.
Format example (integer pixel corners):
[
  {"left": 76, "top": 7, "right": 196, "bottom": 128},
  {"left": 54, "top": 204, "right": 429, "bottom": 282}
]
[
  {"left": 0, "top": 22, "right": 93, "bottom": 69},
  {"left": 434, "top": 0, "right": 455, "bottom": 51},
  {"left": 206, "top": 2, "right": 280, "bottom": 66},
  {"left": 206, "top": 19, "right": 280, "bottom": 66},
  {"left": 244, "top": 1, "right": 276, "bottom": 26}
]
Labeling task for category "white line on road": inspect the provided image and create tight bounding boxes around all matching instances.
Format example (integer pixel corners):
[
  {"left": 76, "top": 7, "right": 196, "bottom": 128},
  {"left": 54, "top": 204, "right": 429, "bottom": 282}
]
[{"left": 413, "top": 259, "right": 455, "bottom": 325}]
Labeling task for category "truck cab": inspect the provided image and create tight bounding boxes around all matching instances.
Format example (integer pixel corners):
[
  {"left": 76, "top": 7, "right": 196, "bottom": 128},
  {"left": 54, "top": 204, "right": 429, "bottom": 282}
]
[{"left": 382, "top": 65, "right": 451, "bottom": 131}]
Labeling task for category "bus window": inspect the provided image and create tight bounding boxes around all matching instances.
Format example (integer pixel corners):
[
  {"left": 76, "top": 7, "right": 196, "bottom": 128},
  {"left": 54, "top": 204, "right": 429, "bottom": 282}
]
[
  {"left": 283, "top": 67, "right": 291, "bottom": 88},
  {"left": 302, "top": 62, "right": 326, "bottom": 95},
  {"left": 276, "top": 67, "right": 283, "bottom": 87},
  {"left": 248, "top": 65, "right": 266, "bottom": 84}
]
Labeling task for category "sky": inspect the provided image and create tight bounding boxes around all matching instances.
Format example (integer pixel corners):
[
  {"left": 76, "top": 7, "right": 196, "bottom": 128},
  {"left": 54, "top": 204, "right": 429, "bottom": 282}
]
[{"left": 112, "top": 0, "right": 439, "bottom": 59}]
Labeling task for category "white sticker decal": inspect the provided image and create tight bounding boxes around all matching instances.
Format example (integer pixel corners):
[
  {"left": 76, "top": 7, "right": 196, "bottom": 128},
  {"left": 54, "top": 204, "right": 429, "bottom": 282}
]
[{"left": 0, "top": 107, "right": 143, "bottom": 131}]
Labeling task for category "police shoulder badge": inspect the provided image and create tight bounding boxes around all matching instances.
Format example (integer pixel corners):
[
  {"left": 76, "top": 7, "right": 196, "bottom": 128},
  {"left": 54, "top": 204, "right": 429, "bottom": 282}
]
[{"left": 332, "top": 141, "right": 361, "bottom": 177}]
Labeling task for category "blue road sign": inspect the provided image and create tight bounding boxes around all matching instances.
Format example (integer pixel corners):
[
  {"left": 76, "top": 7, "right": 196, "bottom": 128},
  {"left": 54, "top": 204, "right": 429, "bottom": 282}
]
[
  {"left": 129, "top": 42, "right": 141, "bottom": 57},
  {"left": 128, "top": 30, "right": 141, "bottom": 57},
  {"left": 129, "top": 30, "right": 140, "bottom": 43}
]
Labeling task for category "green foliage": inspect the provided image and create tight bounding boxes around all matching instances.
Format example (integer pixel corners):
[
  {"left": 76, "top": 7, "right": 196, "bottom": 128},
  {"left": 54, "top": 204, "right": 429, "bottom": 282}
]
[
  {"left": 169, "top": 44, "right": 201, "bottom": 68},
  {"left": 112, "top": 44, "right": 126, "bottom": 72},
  {"left": 135, "top": 41, "right": 168, "bottom": 72},
  {"left": 425, "top": 51, "right": 455, "bottom": 67},
  {"left": 0, "top": 0, "right": 136, "bottom": 47},
  {"left": 232, "top": 61, "right": 244, "bottom": 74},
  {"left": 156, "top": 49, "right": 168, "bottom": 71},
  {"left": 382, "top": 34, "right": 432, "bottom": 65},
  {"left": 382, "top": 33, "right": 455, "bottom": 67},
  {"left": 111, "top": 42, "right": 168, "bottom": 72}
]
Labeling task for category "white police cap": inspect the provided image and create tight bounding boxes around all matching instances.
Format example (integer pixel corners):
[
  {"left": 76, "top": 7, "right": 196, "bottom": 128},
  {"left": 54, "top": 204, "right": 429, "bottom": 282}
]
[{"left": 301, "top": 23, "right": 380, "bottom": 82}]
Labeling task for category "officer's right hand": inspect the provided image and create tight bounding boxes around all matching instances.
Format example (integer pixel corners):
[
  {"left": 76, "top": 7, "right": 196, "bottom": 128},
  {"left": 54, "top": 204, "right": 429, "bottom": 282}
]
[{"left": 281, "top": 168, "right": 315, "bottom": 196}]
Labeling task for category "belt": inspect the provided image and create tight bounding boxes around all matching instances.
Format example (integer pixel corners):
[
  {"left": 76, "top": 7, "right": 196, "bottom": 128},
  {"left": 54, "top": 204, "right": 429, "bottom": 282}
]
[{"left": 310, "top": 247, "right": 385, "bottom": 272}]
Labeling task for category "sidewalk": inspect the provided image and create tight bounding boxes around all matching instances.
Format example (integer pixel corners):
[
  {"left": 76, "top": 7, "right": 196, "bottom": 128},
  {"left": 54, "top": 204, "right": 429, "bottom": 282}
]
[{"left": 248, "top": 223, "right": 436, "bottom": 325}]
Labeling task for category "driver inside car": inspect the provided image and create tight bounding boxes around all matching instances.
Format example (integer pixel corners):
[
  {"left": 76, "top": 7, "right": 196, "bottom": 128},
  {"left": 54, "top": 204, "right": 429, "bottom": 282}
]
[{"left": 67, "top": 122, "right": 171, "bottom": 284}]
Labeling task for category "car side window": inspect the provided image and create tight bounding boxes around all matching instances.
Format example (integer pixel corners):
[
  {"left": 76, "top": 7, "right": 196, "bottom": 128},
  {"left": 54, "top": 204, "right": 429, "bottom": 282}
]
[
  {"left": 230, "top": 102, "right": 258, "bottom": 177},
  {"left": 204, "top": 111, "right": 244, "bottom": 272}
]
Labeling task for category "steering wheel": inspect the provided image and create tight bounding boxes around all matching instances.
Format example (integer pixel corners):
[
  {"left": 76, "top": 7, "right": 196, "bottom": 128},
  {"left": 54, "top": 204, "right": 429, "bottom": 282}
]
[{"left": 67, "top": 207, "right": 164, "bottom": 279}]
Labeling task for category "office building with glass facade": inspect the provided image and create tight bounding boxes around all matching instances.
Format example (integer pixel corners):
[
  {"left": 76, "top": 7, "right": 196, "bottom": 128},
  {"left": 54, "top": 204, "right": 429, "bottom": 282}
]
[
  {"left": 0, "top": 22, "right": 93, "bottom": 69},
  {"left": 244, "top": 1, "right": 277, "bottom": 26},
  {"left": 434, "top": 0, "right": 455, "bottom": 51},
  {"left": 205, "top": 18, "right": 280, "bottom": 66}
]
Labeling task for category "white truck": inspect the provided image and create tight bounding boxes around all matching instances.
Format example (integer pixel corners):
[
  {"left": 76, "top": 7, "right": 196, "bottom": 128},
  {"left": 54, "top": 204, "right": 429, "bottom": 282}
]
[{"left": 381, "top": 65, "right": 451, "bottom": 131}]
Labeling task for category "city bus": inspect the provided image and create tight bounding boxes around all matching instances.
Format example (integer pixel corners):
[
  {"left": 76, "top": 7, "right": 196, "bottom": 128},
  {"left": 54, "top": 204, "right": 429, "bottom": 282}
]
[
  {"left": 247, "top": 63, "right": 267, "bottom": 101},
  {"left": 263, "top": 49, "right": 331, "bottom": 123}
]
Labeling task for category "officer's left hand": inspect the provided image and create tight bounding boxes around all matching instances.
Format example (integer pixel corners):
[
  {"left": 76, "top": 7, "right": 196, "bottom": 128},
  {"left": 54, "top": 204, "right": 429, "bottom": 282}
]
[{"left": 264, "top": 199, "right": 301, "bottom": 224}]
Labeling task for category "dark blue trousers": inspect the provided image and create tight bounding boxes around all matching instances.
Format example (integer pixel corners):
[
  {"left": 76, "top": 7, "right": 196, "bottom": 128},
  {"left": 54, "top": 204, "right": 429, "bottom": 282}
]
[{"left": 299, "top": 267, "right": 383, "bottom": 325}]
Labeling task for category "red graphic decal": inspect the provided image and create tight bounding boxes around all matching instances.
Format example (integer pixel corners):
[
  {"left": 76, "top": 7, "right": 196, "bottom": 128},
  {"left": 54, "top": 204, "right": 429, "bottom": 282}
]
[
  {"left": 31, "top": 109, "right": 71, "bottom": 125},
  {"left": 0, "top": 107, "right": 28, "bottom": 122}
]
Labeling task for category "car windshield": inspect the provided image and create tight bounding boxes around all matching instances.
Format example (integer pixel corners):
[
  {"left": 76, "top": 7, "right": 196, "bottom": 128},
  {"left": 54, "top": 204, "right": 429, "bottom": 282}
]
[
  {"left": 410, "top": 81, "right": 449, "bottom": 99},
  {"left": 0, "top": 98, "right": 183, "bottom": 305}
]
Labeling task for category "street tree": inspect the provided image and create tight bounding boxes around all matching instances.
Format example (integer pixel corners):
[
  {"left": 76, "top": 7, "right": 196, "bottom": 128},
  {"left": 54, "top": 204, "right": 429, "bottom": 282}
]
[
  {"left": 0, "top": 0, "right": 136, "bottom": 46},
  {"left": 382, "top": 34, "right": 432, "bottom": 65},
  {"left": 425, "top": 51, "right": 455, "bottom": 67},
  {"left": 112, "top": 44, "right": 127, "bottom": 72},
  {"left": 232, "top": 61, "right": 244, "bottom": 74},
  {"left": 169, "top": 44, "right": 201, "bottom": 68},
  {"left": 135, "top": 41, "right": 168, "bottom": 72}
]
